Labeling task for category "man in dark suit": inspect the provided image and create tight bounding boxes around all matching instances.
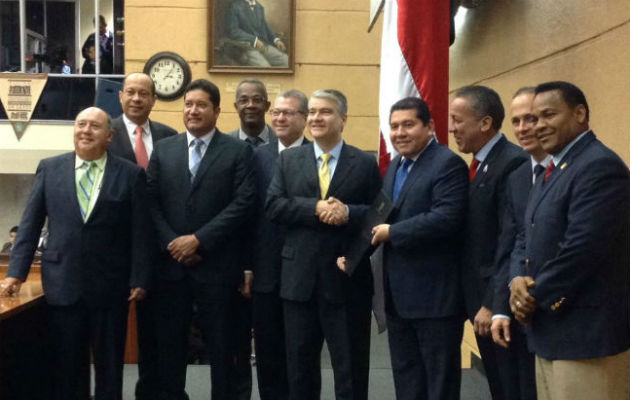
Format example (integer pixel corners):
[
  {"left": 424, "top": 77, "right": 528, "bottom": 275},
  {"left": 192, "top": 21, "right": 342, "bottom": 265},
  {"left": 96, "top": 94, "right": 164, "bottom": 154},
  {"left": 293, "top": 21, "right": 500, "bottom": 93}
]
[
  {"left": 266, "top": 89, "right": 381, "bottom": 400},
  {"left": 369, "top": 97, "right": 468, "bottom": 400},
  {"left": 449, "top": 85, "right": 527, "bottom": 399},
  {"left": 510, "top": 81, "right": 630, "bottom": 400},
  {"left": 0, "top": 107, "right": 150, "bottom": 400},
  {"left": 490, "top": 87, "right": 550, "bottom": 400},
  {"left": 146, "top": 79, "right": 256, "bottom": 400},
  {"left": 228, "top": 78, "right": 276, "bottom": 146},
  {"left": 251, "top": 89, "right": 310, "bottom": 400},
  {"left": 225, "top": 0, "right": 288, "bottom": 67},
  {"left": 109, "top": 72, "right": 177, "bottom": 400}
]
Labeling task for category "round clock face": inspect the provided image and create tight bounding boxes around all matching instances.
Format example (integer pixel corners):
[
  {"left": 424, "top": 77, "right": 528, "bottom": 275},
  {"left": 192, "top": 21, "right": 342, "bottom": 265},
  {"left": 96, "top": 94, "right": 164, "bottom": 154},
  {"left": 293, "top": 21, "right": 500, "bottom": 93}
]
[{"left": 144, "top": 52, "right": 191, "bottom": 100}]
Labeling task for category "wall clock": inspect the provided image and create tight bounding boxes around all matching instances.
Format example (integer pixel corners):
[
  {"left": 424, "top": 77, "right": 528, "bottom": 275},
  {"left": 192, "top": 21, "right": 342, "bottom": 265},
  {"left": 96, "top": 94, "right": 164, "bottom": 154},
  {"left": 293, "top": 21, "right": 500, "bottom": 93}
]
[{"left": 143, "top": 52, "right": 191, "bottom": 101}]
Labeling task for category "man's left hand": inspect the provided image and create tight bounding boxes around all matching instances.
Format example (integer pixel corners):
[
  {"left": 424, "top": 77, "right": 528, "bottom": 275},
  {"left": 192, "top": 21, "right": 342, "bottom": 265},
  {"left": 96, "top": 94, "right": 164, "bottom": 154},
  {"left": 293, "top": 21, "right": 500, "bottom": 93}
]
[
  {"left": 473, "top": 306, "right": 493, "bottom": 337},
  {"left": 371, "top": 224, "right": 391, "bottom": 245},
  {"left": 129, "top": 287, "right": 147, "bottom": 301},
  {"left": 275, "top": 40, "right": 286, "bottom": 52},
  {"left": 168, "top": 235, "right": 200, "bottom": 262}
]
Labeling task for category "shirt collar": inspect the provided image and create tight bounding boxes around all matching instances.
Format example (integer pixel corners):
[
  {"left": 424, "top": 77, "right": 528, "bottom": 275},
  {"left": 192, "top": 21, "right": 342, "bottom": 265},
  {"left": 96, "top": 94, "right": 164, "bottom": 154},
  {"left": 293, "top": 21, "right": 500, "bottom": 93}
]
[
  {"left": 122, "top": 114, "right": 150, "bottom": 136},
  {"left": 551, "top": 130, "right": 590, "bottom": 165},
  {"left": 186, "top": 128, "right": 216, "bottom": 147},
  {"left": 313, "top": 139, "right": 343, "bottom": 161},
  {"left": 530, "top": 154, "right": 552, "bottom": 170},
  {"left": 239, "top": 125, "right": 269, "bottom": 143},
  {"left": 75, "top": 152, "right": 107, "bottom": 170},
  {"left": 474, "top": 133, "right": 503, "bottom": 163},
  {"left": 278, "top": 136, "right": 304, "bottom": 153}
]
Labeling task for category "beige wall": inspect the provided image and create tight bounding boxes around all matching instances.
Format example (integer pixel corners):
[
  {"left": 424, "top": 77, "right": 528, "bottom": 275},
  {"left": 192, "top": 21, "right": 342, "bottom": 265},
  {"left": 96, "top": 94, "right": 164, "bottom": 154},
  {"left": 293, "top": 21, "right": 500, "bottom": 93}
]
[
  {"left": 125, "top": 0, "right": 382, "bottom": 151},
  {"left": 449, "top": 0, "right": 630, "bottom": 163}
]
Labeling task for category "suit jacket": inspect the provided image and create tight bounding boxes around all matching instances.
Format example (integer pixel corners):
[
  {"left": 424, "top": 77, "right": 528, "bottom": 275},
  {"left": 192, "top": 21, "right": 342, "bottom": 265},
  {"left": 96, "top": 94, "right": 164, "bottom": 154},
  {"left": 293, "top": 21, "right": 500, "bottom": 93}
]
[
  {"left": 251, "top": 138, "right": 310, "bottom": 293},
  {"left": 265, "top": 142, "right": 382, "bottom": 304},
  {"left": 109, "top": 116, "right": 178, "bottom": 164},
  {"left": 383, "top": 141, "right": 469, "bottom": 319},
  {"left": 492, "top": 161, "right": 535, "bottom": 315},
  {"left": 8, "top": 152, "right": 150, "bottom": 307},
  {"left": 226, "top": 0, "right": 279, "bottom": 46},
  {"left": 146, "top": 130, "right": 256, "bottom": 287},
  {"left": 522, "top": 131, "right": 630, "bottom": 359},
  {"left": 461, "top": 135, "right": 527, "bottom": 318}
]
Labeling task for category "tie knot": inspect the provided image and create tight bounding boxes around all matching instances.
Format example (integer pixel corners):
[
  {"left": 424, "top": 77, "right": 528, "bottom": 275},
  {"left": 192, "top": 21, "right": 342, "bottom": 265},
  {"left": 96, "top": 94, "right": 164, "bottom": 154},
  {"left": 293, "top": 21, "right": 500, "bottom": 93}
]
[
  {"left": 135, "top": 125, "right": 143, "bottom": 136},
  {"left": 321, "top": 153, "right": 331, "bottom": 164},
  {"left": 83, "top": 161, "right": 95, "bottom": 170},
  {"left": 401, "top": 158, "right": 413, "bottom": 169},
  {"left": 534, "top": 164, "right": 545, "bottom": 177},
  {"left": 192, "top": 138, "right": 204, "bottom": 148},
  {"left": 245, "top": 136, "right": 263, "bottom": 147}
]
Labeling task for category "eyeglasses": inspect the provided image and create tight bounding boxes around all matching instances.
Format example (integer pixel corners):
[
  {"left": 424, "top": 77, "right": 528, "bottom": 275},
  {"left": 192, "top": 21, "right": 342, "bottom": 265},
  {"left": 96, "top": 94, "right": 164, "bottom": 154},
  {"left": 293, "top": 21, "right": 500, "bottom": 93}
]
[
  {"left": 236, "top": 96, "right": 267, "bottom": 106},
  {"left": 269, "top": 109, "right": 304, "bottom": 117}
]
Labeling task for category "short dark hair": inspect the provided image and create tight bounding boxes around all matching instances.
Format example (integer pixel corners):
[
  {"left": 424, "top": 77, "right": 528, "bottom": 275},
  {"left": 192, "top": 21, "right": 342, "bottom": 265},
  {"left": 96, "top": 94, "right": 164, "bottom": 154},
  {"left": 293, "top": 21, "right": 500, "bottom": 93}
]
[
  {"left": 9, "top": 226, "right": 17, "bottom": 234},
  {"left": 236, "top": 78, "right": 268, "bottom": 101},
  {"left": 389, "top": 97, "right": 431, "bottom": 125},
  {"left": 454, "top": 85, "right": 505, "bottom": 131},
  {"left": 535, "top": 81, "right": 589, "bottom": 121},
  {"left": 512, "top": 86, "right": 535, "bottom": 99},
  {"left": 185, "top": 79, "right": 221, "bottom": 108}
]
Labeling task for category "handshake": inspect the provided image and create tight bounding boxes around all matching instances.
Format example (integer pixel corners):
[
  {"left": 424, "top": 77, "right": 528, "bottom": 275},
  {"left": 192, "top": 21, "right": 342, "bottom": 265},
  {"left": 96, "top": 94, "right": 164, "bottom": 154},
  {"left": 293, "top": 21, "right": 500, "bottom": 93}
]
[{"left": 316, "top": 197, "right": 349, "bottom": 226}]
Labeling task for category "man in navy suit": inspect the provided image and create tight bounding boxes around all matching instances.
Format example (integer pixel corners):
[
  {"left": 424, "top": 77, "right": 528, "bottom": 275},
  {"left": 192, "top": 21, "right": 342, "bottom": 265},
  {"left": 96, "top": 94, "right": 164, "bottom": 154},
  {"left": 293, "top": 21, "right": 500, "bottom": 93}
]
[
  {"left": 109, "top": 72, "right": 177, "bottom": 400},
  {"left": 251, "top": 89, "right": 310, "bottom": 400},
  {"left": 490, "top": 87, "right": 550, "bottom": 400},
  {"left": 266, "top": 89, "right": 381, "bottom": 400},
  {"left": 450, "top": 85, "right": 527, "bottom": 399},
  {"left": 370, "top": 97, "right": 468, "bottom": 400},
  {"left": 1, "top": 107, "right": 150, "bottom": 400},
  {"left": 147, "top": 79, "right": 256, "bottom": 400},
  {"left": 510, "top": 81, "right": 629, "bottom": 400}
]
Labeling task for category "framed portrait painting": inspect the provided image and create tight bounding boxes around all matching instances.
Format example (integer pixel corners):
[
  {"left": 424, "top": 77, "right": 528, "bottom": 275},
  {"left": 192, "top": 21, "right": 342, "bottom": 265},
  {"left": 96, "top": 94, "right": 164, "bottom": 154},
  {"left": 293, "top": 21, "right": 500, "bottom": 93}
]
[{"left": 208, "top": 0, "right": 295, "bottom": 74}]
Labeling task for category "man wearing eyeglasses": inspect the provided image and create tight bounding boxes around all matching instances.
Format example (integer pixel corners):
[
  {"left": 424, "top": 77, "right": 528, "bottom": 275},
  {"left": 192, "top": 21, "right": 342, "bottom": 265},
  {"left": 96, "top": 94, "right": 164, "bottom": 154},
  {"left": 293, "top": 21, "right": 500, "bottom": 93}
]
[
  {"left": 226, "top": 77, "right": 276, "bottom": 400},
  {"left": 251, "top": 89, "right": 310, "bottom": 400}
]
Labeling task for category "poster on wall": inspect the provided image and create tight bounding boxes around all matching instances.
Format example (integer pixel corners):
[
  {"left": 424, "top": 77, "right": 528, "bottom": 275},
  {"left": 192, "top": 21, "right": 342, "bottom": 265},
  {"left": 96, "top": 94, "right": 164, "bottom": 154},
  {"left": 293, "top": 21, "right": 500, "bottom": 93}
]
[
  {"left": 207, "top": 0, "right": 295, "bottom": 74},
  {"left": 0, "top": 73, "right": 48, "bottom": 140}
]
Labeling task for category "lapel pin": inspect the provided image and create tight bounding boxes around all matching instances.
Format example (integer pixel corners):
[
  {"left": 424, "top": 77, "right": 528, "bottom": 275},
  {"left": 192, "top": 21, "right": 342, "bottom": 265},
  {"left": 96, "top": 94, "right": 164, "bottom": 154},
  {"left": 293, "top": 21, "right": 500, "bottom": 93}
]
[
  {"left": 483, "top": 164, "right": 488, "bottom": 173},
  {"left": 560, "top": 162, "right": 568, "bottom": 170}
]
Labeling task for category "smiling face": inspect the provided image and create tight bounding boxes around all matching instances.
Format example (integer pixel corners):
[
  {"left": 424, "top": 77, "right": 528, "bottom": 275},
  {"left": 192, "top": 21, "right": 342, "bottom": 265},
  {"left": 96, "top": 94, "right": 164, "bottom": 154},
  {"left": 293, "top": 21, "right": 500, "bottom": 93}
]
[
  {"left": 532, "top": 90, "right": 587, "bottom": 155},
  {"left": 448, "top": 96, "right": 492, "bottom": 155},
  {"left": 271, "top": 96, "right": 307, "bottom": 146},
  {"left": 307, "top": 97, "right": 345, "bottom": 145},
  {"left": 389, "top": 109, "right": 434, "bottom": 158},
  {"left": 234, "top": 82, "right": 270, "bottom": 130},
  {"left": 74, "top": 107, "right": 112, "bottom": 160},
  {"left": 184, "top": 89, "right": 220, "bottom": 137},
  {"left": 510, "top": 92, "right": 545, "bottom": 159},
  {"left": 119, "top": 73, "right": 156, "bottom": 125}
]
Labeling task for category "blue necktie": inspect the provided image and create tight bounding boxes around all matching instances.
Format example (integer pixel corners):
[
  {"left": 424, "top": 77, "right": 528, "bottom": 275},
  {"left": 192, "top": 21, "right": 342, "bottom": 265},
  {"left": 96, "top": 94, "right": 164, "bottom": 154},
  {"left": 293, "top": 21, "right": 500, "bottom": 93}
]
[
  {"left": 189, "top": 138, "right": 204, "bottom": 182},
  {"left": 392, "top": 158, "right": 413, "bottom": 203}
]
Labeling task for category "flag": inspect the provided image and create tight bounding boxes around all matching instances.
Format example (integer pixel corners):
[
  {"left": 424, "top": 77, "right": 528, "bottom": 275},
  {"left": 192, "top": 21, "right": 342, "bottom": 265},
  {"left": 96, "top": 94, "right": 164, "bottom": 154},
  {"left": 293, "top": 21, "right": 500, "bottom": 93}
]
[{"left": 378, "top": 0, "right": 451, "bottom": 175}]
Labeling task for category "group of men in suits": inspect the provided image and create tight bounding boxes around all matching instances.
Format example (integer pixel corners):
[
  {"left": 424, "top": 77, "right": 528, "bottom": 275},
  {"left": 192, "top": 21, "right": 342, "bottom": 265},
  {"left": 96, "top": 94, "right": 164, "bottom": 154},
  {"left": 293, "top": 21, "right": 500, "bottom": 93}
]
[{"left": 0, "top": 75, "right": 627, "bottom": 400}]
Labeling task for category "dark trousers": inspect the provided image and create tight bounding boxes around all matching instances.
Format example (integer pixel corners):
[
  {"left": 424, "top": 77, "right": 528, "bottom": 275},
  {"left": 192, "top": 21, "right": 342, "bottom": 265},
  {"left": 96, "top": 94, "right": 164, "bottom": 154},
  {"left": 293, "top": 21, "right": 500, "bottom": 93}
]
[
  {"left": 228, "top": 290, "right": 253, "bottom": 400},
  {"left": 476, "top": 332, "right": 508, "bottom": 400},
  {"left": 252, "top": 290, "right": 289, "bottom": 400},
  {"left": 48, "top": 298, "right": 129, "bottom": 400},
  {"left": 284, "top": 296, "right": 353, "bottom": 400},
  {"left": 135, "top": 295, "right": 160, "bottom": 399},
  {"left": 498, "top": 322, "right": 537, "bottom": 400},
  {"left": 387, "top": 314, "right": 463, "bottom": 400},
  {"left": 153, "top": 277, "right": 235, "bottom": 400},
  {"left": 346, "top": 282, "right": 372, "bottom": 400}
]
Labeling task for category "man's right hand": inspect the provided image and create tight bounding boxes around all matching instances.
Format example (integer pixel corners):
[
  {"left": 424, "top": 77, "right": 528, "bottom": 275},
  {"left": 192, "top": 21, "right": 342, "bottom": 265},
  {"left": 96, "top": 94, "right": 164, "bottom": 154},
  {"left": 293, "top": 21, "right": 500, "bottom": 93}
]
[
  {"left": 0, "top": 277, "right": 23, "bottom": 296},
  {"left": 473, "top": 306, "right": 493, "bottom": 337},
  {"left": 509, "top": 276, "right": 536, "bottom": 324},
  {"left": 254, "top": 40, "right": 266, "bottom": 51},
  {"left": 316, "top": 197, "right": 348, "bottom": 226},
  {"left": 491, "top": 318, "right": 511, "bottom": 348}
]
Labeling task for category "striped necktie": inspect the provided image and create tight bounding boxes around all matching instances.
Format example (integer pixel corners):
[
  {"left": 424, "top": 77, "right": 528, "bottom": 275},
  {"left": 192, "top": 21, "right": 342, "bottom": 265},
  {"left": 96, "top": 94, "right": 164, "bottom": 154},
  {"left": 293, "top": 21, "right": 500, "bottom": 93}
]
[
  {"left": 318, "top": 153, "right": 331, "bottom": 199},
  {"left": 189, "top": 138, "right": 204, "bottom": 182},
  {"left": 77, "top": 161, "right": 96, "bottom": 221}
]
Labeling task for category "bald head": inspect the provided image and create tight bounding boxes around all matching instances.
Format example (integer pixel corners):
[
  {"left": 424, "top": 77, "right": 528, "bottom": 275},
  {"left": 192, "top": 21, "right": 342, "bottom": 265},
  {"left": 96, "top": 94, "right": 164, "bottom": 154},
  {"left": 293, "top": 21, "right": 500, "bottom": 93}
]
[
  {"left": 120, "top": 73, "right": 157, "bottom": 125},
  {"left": 74, "top": 107, "right": 113, "bottom": 160}
]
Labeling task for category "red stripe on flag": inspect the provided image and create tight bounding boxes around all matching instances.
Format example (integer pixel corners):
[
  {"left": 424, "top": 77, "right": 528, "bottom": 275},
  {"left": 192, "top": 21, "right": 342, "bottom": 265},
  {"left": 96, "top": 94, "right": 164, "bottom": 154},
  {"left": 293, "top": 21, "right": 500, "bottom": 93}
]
[
  {"left": 378, "top": 131, "right": 391, "bottom": 177},
  {"left": 397, "top": 0, "right": 450, "bottom": 144}
]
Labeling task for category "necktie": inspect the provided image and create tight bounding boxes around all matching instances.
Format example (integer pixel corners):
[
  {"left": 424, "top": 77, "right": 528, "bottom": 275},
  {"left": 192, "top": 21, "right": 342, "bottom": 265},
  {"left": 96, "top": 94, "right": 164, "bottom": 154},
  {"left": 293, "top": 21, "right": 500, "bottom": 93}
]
[
  {"left": 245, "top": 136, "right": 263, "bottom": 147},
  {"left": 134, "top": 125, "right": 149, "bottom": 170},
  {"left": 189, "top": 139, "right": 204, "bottom": 182},
  {"left": 469, "top": 158, "right": 480, "bottom": 182},
  {"left": 318, "top": 153, "right": 331, "bottom": 199},
  {"left": 533, "top": 164, "right": 545, "bottom": 184},
  {"left": 77, "top": 161, "right": 96, "bottom": 221},
  {"left": 392, "top": 158, "right": 413, "bottom": 203},
  {"left": 543, "top": 160, "right": 555, "bottom": 183}
]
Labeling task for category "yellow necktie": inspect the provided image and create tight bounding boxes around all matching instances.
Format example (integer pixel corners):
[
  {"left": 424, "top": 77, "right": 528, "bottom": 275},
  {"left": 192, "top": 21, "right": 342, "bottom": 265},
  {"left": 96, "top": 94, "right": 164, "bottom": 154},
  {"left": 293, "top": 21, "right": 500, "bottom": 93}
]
[{"left": 319, "top": 153, "right": 331, "bottom": 199}]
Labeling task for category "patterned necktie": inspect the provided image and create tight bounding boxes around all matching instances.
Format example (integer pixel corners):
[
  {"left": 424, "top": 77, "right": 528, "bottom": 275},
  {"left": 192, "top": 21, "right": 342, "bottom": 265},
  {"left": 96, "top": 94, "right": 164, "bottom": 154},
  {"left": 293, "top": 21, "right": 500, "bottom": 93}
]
[
  {"left": 533, "top": 164, "right": 545, "bottom": 184},
  {"left": 393, "top": 158, "right": 413, "bottom": 203},
  {"left": 245, "top": 136, "right": 263, "bottom": 147},
  {"left": 134, "top": 125, "right": 149, "bottom": 169},
  {"left": 77, "top": 161, "right": 96, "bottom": 221},
  {"left": 469, "top": 158, "right": 480, "bottom": 182},
  {"left": 189, "top": 138, "right": 204, "bottom": 182},
  {"left": 319, "top": 153, "right": 331, "bottom": 199},
  {"left": 543, "top": 160, "right": 555, "bottom": 183}
]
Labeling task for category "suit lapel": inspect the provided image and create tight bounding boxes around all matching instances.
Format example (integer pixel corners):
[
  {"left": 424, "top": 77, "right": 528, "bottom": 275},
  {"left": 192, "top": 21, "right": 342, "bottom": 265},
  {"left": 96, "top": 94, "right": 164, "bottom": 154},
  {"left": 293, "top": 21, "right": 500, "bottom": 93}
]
[
  {"left": 301, "top": 144, "right": 320, "bottom": 197},
  {"left": 471, "top": 136, "right": 506, "bottom": 190},
  {"left": 87, "top": 154, "right": 119, "bottom": 223},
  {"left": 65, "top": 154, "right": 84, "bottom": 222},
  {"left": 191, "top": 131, "right": 225, "bottom": 191},
  {"left": 395, "top": 140, "right": 437, "bottom": 206},
  {"left": 327, "top": 143, "right": 356, "bottom": 197},
  {"left": 113, "top": 117, "right": 135, "bottom": 161}
]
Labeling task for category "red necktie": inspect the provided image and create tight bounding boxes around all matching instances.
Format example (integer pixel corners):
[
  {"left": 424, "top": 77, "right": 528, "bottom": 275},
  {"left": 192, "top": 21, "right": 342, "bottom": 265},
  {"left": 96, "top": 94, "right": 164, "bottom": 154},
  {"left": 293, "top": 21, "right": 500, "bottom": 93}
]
[
  {"left": 469, "top": 158, "right": 479, "bottom": 182},
  {"left": 543, "top": 160, "right": 555, "bottom": 183},
  {"left": 134, "top": 125, "right": 149, "bottom": 170}
]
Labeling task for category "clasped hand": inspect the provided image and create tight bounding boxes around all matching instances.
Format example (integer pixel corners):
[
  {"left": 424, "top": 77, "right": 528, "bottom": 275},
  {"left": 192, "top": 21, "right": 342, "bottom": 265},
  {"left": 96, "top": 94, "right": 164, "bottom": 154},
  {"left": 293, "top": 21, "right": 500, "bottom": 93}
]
[
  {"left": 509, "top": 276, "right": 536, "bottom": 325},
  {"left": 316, "top": 197, "right": 348, "bottom": 226},
  {"left": 167, "top": 234, "right": 201, "bottom": 265}
]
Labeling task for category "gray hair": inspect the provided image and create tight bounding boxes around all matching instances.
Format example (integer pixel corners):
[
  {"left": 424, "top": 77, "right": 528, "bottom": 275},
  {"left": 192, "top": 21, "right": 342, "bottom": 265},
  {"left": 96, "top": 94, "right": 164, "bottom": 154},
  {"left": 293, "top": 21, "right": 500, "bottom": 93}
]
[
  {"left": 277, "top": 89, "right": 308, "bottom": 114},
  {"left": 235, "top": 78, "right": 268, "bottom": 100},
  {"left": 311, "top": 89, "right": 348, "bottom": 117}
]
